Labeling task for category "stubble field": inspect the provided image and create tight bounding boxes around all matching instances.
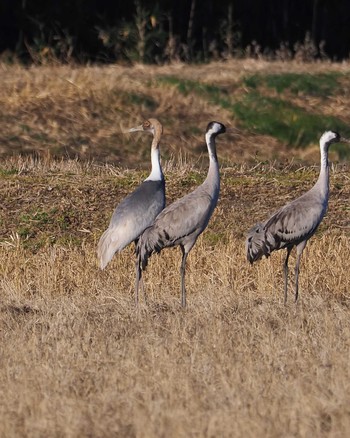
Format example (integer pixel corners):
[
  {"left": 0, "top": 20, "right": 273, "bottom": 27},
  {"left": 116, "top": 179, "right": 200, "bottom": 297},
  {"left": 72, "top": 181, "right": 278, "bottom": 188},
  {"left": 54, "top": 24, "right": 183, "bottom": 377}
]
[{"left": 1, "top": 60, "right": 350, "bottom": 437}]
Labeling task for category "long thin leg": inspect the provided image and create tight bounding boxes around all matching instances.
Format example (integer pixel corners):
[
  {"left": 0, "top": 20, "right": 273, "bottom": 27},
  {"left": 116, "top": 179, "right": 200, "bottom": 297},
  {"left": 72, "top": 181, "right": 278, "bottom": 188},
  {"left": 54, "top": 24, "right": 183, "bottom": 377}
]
[
  {"left": 180, "top": 245, "right": 188, "bottom": 308},
  {"left": 283, "top": 247, "right": 292, "bottom": 305},
  {"left": 295, "top": 241, "right": 306, "bottom": 303},
  {"left": 141, "top": 276, "right": 147, "bottom": 305},
  {"left": 134, "top": 238, "right": 147, "bottom": 306},
  {"left": 135, "top": 258, "right": 142, "bottom": 307}
]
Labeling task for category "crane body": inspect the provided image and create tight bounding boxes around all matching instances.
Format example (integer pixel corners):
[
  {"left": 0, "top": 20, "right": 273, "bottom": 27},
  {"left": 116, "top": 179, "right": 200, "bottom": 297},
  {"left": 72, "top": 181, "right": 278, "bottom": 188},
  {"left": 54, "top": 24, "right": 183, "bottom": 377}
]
[
  {"left": 97, "top": 119, "right": 165, "bottom": 274},
  {"left": 136, "top": 121, "right": 226, "bottom": 307},
  {"left": 246, "top": 131, "right": 349, "bottom": 303}
]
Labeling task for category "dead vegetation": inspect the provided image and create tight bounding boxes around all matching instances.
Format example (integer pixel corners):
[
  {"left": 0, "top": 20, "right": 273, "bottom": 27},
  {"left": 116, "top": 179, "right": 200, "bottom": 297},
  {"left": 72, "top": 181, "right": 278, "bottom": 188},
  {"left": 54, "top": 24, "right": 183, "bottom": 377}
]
[
  {"left": 1, "top": 61, "right": 350, "bottom": 437},
  {"left": 2, "top": 60, "right": 350, "bottom": 165}
]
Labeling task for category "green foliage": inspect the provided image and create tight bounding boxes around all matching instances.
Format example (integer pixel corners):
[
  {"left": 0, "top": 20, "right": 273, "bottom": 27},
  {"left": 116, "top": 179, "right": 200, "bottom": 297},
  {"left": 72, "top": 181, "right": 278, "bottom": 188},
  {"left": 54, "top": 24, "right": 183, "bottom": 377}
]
[
  {"left": 120, "top": 91, "right": 158, "bottom": 111},
  {"left": 158, "top": 76, "right": 231, "bottom": 110},
  {"left": 243, "top": 72, "right": 342, "bottom": 97},
  {"left": 0, "top": 167, "right": 18, "bottom": 176},
  {"left": 232, "top": 92, "right": 350, "bottom": 149},
  {"left": 18, "top": 208, "right": 74, "bottom": 237},
  {"left": 158, "top": 76, "right": 227, "bottom": 98},
  {"left": 180, "top": 171, "right": 204, "bottom": 187},
  {"left": 203, "top": 230, "right": 228, "bottom": 246},
  {"left": 8, "top": 206, "right": 80, "bottom": 250},
  {"left": 18, "top": 210, "right": 52, "bottom": 239},
  {"left": 20, "top": 210, "right": 50, "bottom": 225},
  {"left": 158, "top": 74, "right": 350, "bottom": 155}
]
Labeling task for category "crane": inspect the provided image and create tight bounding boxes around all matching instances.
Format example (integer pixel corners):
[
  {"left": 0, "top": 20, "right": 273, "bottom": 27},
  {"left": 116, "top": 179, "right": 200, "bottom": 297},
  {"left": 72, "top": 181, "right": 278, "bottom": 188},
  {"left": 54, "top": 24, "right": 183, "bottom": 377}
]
[
  {"left": 97, "top": 118, "right": 165, "bottom": 304},
  {"left": 135, "top": 121, "right": 226, "bottom": 307},
  {"left": 246, "top": 130, "right": 350, "bottom": 304}
]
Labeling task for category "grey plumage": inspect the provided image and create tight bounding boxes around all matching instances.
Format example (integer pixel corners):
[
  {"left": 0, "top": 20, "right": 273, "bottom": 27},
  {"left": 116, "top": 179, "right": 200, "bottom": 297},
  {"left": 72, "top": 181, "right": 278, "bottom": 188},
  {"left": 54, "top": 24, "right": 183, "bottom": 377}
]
[
  {"left": 136, "top": 121, "right": 226, "bottom": 307},
  {"left": 246, "top": 130, "right": 349, "bottom": 303},
  {"left": 97, "top": 119, "right": 165, "bottom": 282}
]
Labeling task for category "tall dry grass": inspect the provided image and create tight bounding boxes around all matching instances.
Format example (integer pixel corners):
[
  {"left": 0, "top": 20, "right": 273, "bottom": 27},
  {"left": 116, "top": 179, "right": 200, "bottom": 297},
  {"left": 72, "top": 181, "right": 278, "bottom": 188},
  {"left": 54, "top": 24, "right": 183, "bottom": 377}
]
[
  {"left": 1, "top": 61, "right": 350, "bottom": 436},
  {"left": 1, "top": 231, "right": 350, "bottom": 437},
  {"left": 1, "top": 156, "right": 350, "bottom": 437}
]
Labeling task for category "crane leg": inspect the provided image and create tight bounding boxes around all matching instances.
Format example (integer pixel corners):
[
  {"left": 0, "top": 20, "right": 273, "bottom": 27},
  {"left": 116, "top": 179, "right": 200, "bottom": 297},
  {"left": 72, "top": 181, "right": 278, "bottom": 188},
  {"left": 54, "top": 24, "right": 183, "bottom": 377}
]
[
  {"left": 294, "top": 241, "right": 306, "bottom": 302},
  {"left": 180, "top": 246, "right": 188, "bottom": 308},
  {"left": 134, "top": 239, "right": 147, "bottom": 306},
  {"left": 283, "top": 247, "right": 292, "bottom": 305},
  {"left": 294, "top": 258, "right": 300, "bottom": 303},
  {"left": 135, "top": 258, "right": 142, "bottom": 307}
]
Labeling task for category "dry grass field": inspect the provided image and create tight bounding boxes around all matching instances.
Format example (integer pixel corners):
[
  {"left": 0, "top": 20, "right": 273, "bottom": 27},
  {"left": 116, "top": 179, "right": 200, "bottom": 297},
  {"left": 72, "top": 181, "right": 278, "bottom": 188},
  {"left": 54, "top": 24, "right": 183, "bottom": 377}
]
[{"left": 1, "top": 60, "right": 350, "bottom": 437}]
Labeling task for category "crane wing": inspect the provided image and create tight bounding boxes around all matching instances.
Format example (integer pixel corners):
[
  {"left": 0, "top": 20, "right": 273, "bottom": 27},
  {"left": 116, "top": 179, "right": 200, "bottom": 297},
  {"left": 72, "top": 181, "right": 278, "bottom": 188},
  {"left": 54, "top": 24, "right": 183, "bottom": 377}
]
[
  {"left": 155, "top": 189, "right": 214, "bottom": 242},
  {"left": 265, "top": 194, "right": 326, "bottom": 247},
  {"left": 110, "top": 179, "right": 165, "bottom": 234},
  {"left": 137, "top": 187, "right": 217, "bottom": 270},
  {"left": 97, "top": 179, "right": 165, "bottom": 268}
]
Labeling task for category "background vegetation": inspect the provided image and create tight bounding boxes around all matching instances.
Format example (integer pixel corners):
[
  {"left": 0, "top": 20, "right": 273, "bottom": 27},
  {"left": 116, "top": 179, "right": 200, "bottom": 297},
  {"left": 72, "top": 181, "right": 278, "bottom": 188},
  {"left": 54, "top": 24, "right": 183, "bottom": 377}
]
[
  {"left": 1, "top": 0, "right": 350, "bottom": 64},
  {"left": 1, "top": 60, "right": 350, "bottom": 436}
]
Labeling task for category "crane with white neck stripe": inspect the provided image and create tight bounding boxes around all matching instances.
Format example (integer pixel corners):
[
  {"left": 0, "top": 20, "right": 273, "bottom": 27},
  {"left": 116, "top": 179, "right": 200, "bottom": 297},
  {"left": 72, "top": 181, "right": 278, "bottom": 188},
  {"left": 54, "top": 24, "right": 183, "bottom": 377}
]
[
  {"left": 97, "top": 119, "right": 165, "bottom": 304},
  {"left": 246, "top": 130, "right": 350, "bottom": 304},
  {"left": 136, "top": 121, "right": 226, "bottom": 307}
]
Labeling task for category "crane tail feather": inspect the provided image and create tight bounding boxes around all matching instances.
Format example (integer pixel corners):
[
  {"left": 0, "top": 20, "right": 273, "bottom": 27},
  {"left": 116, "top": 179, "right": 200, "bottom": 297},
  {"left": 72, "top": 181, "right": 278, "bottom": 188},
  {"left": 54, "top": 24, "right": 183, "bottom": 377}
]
[
  {"left": 136, "top": 227, "right": 162, "bottom": 271},
  {"left": 246, "top": 222, "right": 276, "bottom": 263},
  {"left": 97, "top": 228, "right": 123, "bottom": 270}
]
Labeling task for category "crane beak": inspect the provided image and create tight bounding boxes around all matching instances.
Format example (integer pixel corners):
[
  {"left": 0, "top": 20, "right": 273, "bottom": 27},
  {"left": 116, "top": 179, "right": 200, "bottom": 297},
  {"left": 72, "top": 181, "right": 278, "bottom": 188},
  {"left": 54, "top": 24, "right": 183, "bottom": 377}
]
[
  {"left": 341, "top": 136, "right": 350, "bottom": 144},
  {"left": 128, "top": 124, "right": 144, "bottom": 133}
]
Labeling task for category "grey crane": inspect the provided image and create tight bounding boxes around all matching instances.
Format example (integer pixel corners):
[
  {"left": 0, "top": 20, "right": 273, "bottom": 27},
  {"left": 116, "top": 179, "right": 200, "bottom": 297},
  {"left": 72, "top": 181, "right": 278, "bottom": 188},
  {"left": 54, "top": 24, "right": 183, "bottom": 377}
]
[
  {"left": 135, "top": 121, "right": 226, "bottom": 307},
  {"left": 246, "top": 130, "right": 350, "bottom": 304},
  {"left": 97, "top": 119, "right": 165, "bottom": 303}
]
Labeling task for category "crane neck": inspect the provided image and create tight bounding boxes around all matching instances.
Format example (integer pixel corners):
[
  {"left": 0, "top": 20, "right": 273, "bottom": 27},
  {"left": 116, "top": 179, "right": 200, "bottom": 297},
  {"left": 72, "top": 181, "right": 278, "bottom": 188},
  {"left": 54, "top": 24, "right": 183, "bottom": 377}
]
[
  {"left": 206, "top": 131, "right": 218, "bottom": 163},
  {"left": 316, "top": 141, "right": 330, "bottom": 197},
  {"left": 145, "top": 130, "right": 164, "bottom": 182},
  {"left": 204, "top": 131, "right": 220, "bottom": 190}
]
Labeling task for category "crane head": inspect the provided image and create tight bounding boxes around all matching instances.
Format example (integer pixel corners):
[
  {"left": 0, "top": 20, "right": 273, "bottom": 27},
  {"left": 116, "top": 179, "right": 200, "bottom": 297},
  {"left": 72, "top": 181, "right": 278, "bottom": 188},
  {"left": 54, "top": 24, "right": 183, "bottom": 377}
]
[
  {"left": 206, "top": 121, "right": 226, "bottom": 137},
  {"left": 320, "top": 131, "right": 341, "bottom": 146},
  {"left": 320, "top": 131, "right": 350, "bottom": 148},
  {"left": 127, "top": 119, "right": 163, "bottom": 136}
]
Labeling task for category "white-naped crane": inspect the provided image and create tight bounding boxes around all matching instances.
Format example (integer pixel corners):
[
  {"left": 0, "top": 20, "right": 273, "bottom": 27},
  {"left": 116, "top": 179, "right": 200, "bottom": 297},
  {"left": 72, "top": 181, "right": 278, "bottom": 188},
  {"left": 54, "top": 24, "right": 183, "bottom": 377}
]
[
  {"left": 97, "top": 119, "right": 165, "bottom": 303},
  {"left": 246, "top": 130, "right": 350, "bottom": 304},
  {"left": 135, "top": 121, "right": 226, "bottom": 307}
]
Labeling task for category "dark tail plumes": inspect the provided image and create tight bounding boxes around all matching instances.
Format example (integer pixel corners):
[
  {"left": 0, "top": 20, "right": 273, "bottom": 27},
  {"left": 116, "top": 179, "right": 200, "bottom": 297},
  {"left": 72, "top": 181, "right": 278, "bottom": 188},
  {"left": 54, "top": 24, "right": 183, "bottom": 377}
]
[
  {"left": 134, "top": 230, "right": 159, "bottom": 305},
  {"left": 136, "top": 226, "right": 160, "bottom": 271},
  {"left": 246, "top": 222, "right": 275, "bottom": 263}
]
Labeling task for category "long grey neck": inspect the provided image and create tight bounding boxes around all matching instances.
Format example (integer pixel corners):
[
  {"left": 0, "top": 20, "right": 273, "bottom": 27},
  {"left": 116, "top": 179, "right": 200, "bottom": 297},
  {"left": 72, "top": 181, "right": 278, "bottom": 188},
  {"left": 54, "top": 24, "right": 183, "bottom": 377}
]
[
  {"left": 315, "top": 143, "right": 329, "bottom": 199},
  {"left": 204, "top": 132, "right": 220, "bottom": 196}
]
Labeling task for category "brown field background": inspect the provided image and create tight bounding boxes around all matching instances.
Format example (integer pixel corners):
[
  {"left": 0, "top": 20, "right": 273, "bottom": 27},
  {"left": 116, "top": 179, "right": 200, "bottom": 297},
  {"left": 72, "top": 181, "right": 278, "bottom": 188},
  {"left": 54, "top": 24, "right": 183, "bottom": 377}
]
[{"left": 1, "top": 60, "right": 350, "bottom": 437}]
